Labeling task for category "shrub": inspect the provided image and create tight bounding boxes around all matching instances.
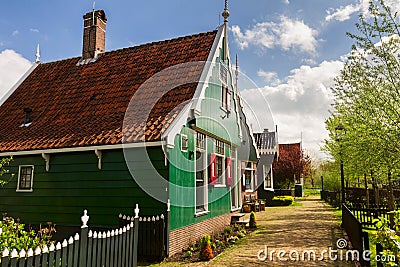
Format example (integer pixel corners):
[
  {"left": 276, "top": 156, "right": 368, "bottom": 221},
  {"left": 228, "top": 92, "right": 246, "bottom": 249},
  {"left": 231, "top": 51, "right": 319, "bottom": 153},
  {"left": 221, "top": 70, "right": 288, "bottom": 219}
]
[
  {"left": 249, "top": 212, "right": 257, "bottom": 228},
  {"left": 199, "top": 234, "right": 214, "bottom": 261},
  {"left": 237, "top": 232, "right": 246, "bottom": 238},
  {"left": 270, "top": 196, "right": 294, "bottom": 206},
  {"left": 373, "top": 211, "right": 400, "bottom": 266},
  {"left": 223, "top": 226, "right": 232, "bottom": 234},
  {"left": 0, "top": 215, "right": 55, "bottom": 252}
]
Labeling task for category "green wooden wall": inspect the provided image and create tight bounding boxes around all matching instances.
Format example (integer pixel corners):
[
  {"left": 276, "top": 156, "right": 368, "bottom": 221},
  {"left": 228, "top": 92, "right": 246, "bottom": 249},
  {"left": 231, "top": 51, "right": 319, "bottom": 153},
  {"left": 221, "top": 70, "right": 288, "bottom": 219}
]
[
  {"left": 0, "top": 147, "right": 167, "bottom": 228},
  {"left": 168, "top": 129, "right": 232, "bottom": 231},
  {"left": 168, "top": 46, "right": 242, "bottom": 231},
  {"left": 196, "top": 50, "right": 241, "bottom": 146}
]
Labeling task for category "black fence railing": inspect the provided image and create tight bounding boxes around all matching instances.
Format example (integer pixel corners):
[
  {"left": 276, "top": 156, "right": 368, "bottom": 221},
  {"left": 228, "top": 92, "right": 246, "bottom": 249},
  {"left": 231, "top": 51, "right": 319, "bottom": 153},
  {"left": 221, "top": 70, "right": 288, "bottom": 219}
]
[
  {"left": 342, "top": 203, "right": 370, "bottom": 267},
  {"left": 0, "top": 207, "right": 140, "bottom": 267},
  {"left": 347, "top": 203, "right": 391, "bottom": 230},
  {"left": 321, "top": 190, "right": 341, "bottom": 208},
  {"left": 119, "top": 211, "right": 168, "bottom": 262}
]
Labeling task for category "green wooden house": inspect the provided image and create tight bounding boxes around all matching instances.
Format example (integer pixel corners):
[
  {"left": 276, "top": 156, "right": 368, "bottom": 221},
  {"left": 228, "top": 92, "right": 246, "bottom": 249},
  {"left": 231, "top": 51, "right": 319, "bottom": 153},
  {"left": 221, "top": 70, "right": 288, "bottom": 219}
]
[{"left": 0, "top": 7, "right": 258, "bottom": 255}]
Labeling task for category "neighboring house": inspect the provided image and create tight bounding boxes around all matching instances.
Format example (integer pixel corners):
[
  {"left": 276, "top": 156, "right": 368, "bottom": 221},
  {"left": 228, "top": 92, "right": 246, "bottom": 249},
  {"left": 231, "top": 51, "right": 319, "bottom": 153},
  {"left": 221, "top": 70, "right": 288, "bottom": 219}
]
[
  {"left": 254, "top": 129, "right": 278, "bottom": 201},
  {"left": 0, "top": 7, "right": 256, "bottom": 255},
  {"left": 236, "top": 94, "right": 260, "bottom": 204}
]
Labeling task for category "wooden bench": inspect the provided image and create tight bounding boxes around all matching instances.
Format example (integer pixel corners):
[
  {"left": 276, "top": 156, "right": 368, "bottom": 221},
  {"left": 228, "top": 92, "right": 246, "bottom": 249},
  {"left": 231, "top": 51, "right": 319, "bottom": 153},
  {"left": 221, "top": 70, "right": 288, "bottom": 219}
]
[
  {"left": 235, "top": 219, "right": 249, "bottom": 226},
  {"left": 230, "top": 213, "right": 245, "bottom": 224}
]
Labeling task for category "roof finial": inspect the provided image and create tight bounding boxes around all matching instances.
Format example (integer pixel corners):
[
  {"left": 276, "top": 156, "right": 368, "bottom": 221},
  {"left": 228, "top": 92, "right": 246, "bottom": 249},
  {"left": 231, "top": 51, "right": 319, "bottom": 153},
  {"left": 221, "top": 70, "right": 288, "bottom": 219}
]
[
  {"left": 235, "top": 54, "right": 239, "bottom": 90},
  {"left": 35, "top": 44, "right": 40, "bottom": 63},
  {"left": 222, "top": 0, "right": 230, "bottom": 61},
  {"left": 222, "top": 0, "right": 230, "bottom": 23}
]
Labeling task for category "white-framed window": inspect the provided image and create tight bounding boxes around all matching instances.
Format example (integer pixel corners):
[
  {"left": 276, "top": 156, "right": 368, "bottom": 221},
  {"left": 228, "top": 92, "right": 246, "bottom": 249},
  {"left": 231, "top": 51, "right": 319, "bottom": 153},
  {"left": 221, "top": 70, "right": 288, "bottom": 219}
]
[
  {"left": 244, "top": 162, "right": 255, "bottom": 192},
  {"left": 263, "top": 165, "right": 273, "bottom": 189},
  {"left": 219, "top": 63, "right": 231, "bottom": 112},
  {"left": 181, "top": 134, "right": 188, "bottom": 152},
  {"left": 215, "top": 140, "right": 225, "bottom": 186},
  {"left": 17, "top": 165, "right": 34, "bottom": 192},
  {"left": 195, "top": 132, "right": 208, "bottom": 215}
]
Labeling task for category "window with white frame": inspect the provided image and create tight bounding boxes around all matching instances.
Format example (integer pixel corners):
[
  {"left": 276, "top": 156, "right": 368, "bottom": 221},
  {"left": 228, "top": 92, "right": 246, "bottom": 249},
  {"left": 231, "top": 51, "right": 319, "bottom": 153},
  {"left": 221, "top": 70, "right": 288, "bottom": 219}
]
[
  {"left": 263, "top": 165, "right": 273, "bottom": 189},
  {"left": 244, "top": 162, "right": 255, "bottom": 191},
  {"left": 181, "top": 134, "right": 188, "bottom": 152},
  {"left": 17, "top": 165, "right": 34, "bottom": 192},
  {"left": 219, "top": 63, "right": 231, "bottom": 112},
  {"left": 215, "top": 140, "right": 225, "bottom": 185},
  {"left": 195, "top": 132, "right": 208, "bottom": 214}
]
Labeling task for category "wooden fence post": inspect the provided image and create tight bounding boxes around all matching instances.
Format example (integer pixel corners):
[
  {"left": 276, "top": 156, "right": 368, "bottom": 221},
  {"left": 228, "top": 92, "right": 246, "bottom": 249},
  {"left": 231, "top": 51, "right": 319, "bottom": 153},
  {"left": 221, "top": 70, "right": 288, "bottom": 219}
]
[
  {"left": 26, "top": 248, "right": 34, "bottom": 266},
  {"left": 10, "top": 249, "right": 18, "bottom": 266},
  {"left": 166, "top": 199, "right": 170, "bottom": 258},
  {"left": 79, "top": 210, "right": 89, "bottom": 267},
  {"left": 133, "top": 204, "right": 140, "bottom": 267},
  {"left": 48, "top": 244, "right": 55, "bottom": 266},
  {"left": 1, "top": 248, "right": 10, "bottom": 267}
]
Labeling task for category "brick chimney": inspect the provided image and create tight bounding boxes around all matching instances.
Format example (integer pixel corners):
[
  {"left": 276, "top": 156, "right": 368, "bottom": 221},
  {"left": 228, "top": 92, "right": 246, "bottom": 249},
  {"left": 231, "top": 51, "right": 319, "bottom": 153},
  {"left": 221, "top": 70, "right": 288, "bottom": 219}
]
[{"left": 82, "top": 10, "right": 107, "bottom": 60}]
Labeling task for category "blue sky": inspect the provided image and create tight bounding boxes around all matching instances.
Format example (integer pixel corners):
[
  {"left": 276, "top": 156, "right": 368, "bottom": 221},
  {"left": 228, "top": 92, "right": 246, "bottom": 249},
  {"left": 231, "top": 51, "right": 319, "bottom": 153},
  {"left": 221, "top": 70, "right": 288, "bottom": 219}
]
[{"left": 1, "top": 0, "right": 397, "bottom": 158}]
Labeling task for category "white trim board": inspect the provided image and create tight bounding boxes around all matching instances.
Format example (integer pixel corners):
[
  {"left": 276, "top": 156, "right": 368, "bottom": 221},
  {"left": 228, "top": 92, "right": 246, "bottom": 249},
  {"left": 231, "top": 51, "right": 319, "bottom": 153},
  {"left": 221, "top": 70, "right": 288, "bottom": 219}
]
[{"left": 0, "top": 141, "right": 164, "bottom": 157}]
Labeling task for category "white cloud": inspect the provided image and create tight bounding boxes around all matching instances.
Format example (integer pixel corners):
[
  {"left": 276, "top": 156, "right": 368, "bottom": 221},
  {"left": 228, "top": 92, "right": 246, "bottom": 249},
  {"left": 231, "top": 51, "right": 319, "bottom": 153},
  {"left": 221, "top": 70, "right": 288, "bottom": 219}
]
[
  {"left": 231, "top": 16, "right": 318, "bottom": 54},
  {"left": 0, "top": 50, "right": 32, "bottom": 100},
  {"left": 12, "top": 30, "right": 19, "bottom": 37},
  {"left": 326, "top": 4, "right": 361, "bottom": 22},
  {"left": 241, "top": 60, "right": 344, "bottom": 158},
  {"left": 326, "top": 0, "right": 400, "bottom": 22},
  {"left": 30, "top": 28, "right": 39, "bottom": 33},
  {"left": 282, "top": 0, "right": 289, "bottom": 5},
  {"left": 257, "top": 70, "right": 281, "bottom": 85}
]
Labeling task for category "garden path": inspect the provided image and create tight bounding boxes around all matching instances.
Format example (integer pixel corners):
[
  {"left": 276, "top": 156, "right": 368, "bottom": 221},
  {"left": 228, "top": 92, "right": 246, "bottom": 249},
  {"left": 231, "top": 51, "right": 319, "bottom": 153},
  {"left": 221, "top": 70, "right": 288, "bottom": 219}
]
[{"left": 154, "top": 196, "right": 356, "bottom": 266}]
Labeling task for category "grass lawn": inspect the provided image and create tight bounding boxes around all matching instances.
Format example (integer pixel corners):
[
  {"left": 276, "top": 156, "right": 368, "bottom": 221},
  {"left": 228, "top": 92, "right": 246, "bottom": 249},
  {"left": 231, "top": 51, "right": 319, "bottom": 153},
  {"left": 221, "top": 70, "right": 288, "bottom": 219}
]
[{"left": 304, "top": 188, "right": 320, "bottom": 196}]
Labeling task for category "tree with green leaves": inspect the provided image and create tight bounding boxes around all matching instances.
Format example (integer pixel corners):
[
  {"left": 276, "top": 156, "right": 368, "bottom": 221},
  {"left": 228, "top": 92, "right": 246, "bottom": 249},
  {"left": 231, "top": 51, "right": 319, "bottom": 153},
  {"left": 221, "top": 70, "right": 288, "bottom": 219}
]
[
  {"left": 0, "top": 157, "right": 12, "bottom": 187},
  {"left": 324, "top": 0, "right": 400, "bottom": 203}
]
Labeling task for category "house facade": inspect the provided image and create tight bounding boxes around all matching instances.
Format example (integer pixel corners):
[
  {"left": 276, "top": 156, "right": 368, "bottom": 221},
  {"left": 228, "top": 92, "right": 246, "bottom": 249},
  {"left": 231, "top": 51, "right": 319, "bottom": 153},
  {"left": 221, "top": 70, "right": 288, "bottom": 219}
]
[
  {"left": 254, "top": 129, "right": 278, "bottom": 201},
  {"left": 0, "top": 7, "right": 257, "bottom": 255}
]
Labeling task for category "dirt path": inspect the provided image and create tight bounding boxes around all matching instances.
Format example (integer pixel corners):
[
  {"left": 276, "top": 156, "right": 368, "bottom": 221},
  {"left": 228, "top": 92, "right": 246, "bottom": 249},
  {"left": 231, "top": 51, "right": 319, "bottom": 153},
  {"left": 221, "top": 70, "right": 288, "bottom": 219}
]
[{"left": 156, "top": 196, "right": 355, "bottom": 266}]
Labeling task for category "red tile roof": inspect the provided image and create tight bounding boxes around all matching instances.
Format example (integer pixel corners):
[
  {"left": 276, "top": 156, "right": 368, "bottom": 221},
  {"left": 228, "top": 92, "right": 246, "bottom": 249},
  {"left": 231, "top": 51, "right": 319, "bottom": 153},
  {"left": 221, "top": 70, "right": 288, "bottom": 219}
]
[{"left": 0, "top": 30, "right": 218, "bottom": 152}]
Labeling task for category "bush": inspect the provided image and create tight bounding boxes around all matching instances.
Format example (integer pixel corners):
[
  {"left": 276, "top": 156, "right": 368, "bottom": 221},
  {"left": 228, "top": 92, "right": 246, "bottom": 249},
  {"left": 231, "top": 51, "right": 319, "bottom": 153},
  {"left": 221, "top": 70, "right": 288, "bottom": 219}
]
[
  {"left": 0, "top": 215, "right": 55, "bottom": 252},
  {"left": 373, "top": 211, "right": 400, "bottom": 266},
  {"left": 199, "top": 235, "right": 213, "bottom": 261},
  {"left": 223, "top": 226, "right": 232, "bottom": 234},
  {"left": 249, "top": 212, "right": 257, "bottom": 228},
  {"left": 270, "top": 196, "right": 294, "bottom": 206}
]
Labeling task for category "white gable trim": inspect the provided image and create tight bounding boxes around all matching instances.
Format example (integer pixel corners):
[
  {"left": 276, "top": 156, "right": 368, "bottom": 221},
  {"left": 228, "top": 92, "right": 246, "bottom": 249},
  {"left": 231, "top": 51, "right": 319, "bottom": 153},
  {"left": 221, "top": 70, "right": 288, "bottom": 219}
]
[
  {"left": 0, "top": 63, "right": 39, "bottom": 106},
  {"left": 0, "top": 141, "right": 163, "bottom": 157}
]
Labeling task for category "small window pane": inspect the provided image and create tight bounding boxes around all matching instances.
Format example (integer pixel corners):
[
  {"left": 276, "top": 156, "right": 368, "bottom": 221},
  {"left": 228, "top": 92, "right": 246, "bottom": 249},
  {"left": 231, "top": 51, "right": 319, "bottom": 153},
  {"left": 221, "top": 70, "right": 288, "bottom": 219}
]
[{"left": 19, "top": 166, "right": 33, "bottom": 190}]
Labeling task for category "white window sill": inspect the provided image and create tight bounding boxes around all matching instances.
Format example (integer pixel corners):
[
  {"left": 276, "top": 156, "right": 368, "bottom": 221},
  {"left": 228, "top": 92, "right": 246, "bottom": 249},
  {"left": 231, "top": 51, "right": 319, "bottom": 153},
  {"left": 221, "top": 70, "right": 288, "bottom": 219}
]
[
  {"left": 214, "top": 184, "right": 226, "bottom": 188},
  {"left": 16, "top": 189, "right": 33, "bottom": 193},
  {"left": 194, "top": 211, "right": 210, "bottom": 217},
  {"left": 263, "top": 188, "right": 274, "bottom": 192},
  {"left": 245, "top": 189, "right": 255, "bottom": 193},
  {"left": 231, "top": 207, "right": 241, "bottom": 212}
]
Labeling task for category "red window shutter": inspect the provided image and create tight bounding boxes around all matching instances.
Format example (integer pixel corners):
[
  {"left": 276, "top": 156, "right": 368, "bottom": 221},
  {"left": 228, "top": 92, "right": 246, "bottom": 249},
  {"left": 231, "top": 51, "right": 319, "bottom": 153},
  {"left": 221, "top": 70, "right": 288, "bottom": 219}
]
[
  {"left": 226, "top": 157, "right": 232, "bottom": 185},
  {"left": 226, "top": 88, "right": 232, "bottom": 112},
  {"left": 209, "top": 153, "right": 217, "bottom": 185}
]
